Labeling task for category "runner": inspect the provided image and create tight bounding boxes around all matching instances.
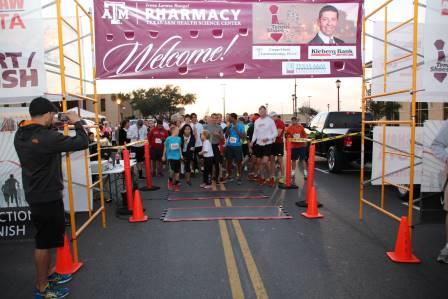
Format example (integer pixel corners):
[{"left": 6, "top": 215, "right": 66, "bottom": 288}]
[
  {"left": 250, "top": 106, "right": 278, "bottom": 187},
  {"left": 147, "top": 119, "right": 169, "bottom": 177},
  {"left": 224, "top": 113, "right": 246, "bottom": 185},
  {"left": 191, "top": 113, "right": 203, "bottom": 175},
  {"left": 163, "top": 126, "right": 183, "bottom": 192},
  {"left": 180, "top": 124, "right": 196, "bottom": 186},
  {"left": 204, "top": 113, "right": 224, "bottom": 184},
  {"left": 271, "top": 112, "right": 286, "bottom": 181},
  {"left": 285, "top": 116, "right": 308, "bottom": 180},
  {"left": 199, "top": 130, "right": 214, "bottom": 189},
  {"left": 247, "top": 113, "right": 260, "bottom": 180}
]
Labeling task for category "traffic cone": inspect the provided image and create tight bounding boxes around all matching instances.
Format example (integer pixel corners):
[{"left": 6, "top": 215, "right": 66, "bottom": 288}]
[
  {"left": 55, "top": 234, "right": 83, "bottom": 274},
  {"left": 386, "top": 217, "right": 420, "bottom": 263},
  {"left": 129, "top": 190, "right": 149, "bottom": 222},
  {"left": 301, "top": 186, "right": 323, "bottom": 219}
]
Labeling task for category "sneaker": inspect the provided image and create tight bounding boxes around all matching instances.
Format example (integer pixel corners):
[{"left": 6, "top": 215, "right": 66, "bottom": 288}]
[
  {"left": 437, "top": 246, "right": 448, "bottom": 264},
  {"left": 304, "top": 170, "right": 308, "bottom": 180},
  {"left": 34, "top": 285, "right": 69, "bottom": 299},
  {"left": 200, "top": 183, "right": 206, "bottom": 188},
  {"left": 204, "top": 184, "right": 212, "bottom": 189},
  {"left": 257, "top": 178, "right": 265, "bottom": 185},
  {"left": 267, "top": 177, "right": 275, "bottom": 187},
  {"left": 167, "top": 180, "right": 173, "bottom": 191},
  {"left": 48, "top": 273, "right": 72, "bottom": 285},
  {"left": 174, "top": 184, "right": 180, "bottom": 192},
  {"left": 237, "top": 177, "right": 242, "bottom": 185},
  {"left": 195, "top": 169, "right": 200, "bottom": 175}
]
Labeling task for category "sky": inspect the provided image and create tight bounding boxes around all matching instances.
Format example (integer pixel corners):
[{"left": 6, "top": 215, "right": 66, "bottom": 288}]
[{"left": 49, "top": 0, "right": 424, "bottom": 118}]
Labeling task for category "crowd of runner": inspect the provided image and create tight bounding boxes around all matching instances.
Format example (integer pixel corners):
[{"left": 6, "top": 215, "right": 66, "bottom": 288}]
[{"left": 100, "top": 105, "right": 309, "bottom": 191}]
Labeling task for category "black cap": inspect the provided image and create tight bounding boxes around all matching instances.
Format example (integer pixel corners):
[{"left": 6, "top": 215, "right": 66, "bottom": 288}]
[{"left": 29, "top": 97, "right": 58, "bottom": 117}]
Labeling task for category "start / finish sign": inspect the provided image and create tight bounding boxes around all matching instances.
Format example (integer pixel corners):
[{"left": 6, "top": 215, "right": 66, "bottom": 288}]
[
  {"left": 94, "top": 0, "right": 362, "bottom": 79},
  {"left": 0, "top": 208, "right": 33, "bottom": 241}
]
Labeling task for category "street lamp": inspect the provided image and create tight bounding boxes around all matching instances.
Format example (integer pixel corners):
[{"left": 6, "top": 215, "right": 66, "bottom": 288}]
[
  {"left": 116, "top": 98, "right": 122, "bottom": 123},
  {"left": 221, "top": 83, "right": 226, "bottom": 116},
  {"left": 335, "top": 79, "right": 341, "bottom": 111}
]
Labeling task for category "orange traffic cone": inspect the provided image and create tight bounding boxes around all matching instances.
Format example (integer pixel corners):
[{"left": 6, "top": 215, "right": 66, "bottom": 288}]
[
  {"left": 386, "top": 217, "right": 420, "bottom": 263},
  {"left": 55, "top": 234, "right": 83, "bottom": 274},
  {"left": 301, "top": 186, "right": 323, "bottom": 219},
  {"left": 129, "top": 190, "right": 149, "bottom": 222}
]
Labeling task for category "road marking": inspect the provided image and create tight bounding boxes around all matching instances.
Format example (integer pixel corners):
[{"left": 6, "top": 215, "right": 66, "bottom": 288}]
[
  {"left": 214, "top": 197, "right": 245, "bottom": 299},
  {"left": 401, "top": 201, "right": 421, "bottom": 211},
  {"left": 223, "top": 195, "right": 269, "bottom": 299},
  {"left": 315, "top": 167, "right": 329, "bottom": 174}
]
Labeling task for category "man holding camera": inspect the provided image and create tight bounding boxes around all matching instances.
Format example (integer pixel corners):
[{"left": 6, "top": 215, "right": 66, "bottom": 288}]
[{"left": 14, "top": 97, "right": 89, "bottom": 298}]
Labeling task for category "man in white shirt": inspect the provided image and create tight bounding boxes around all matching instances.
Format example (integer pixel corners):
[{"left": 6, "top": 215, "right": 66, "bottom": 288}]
[
  {"left": 191, "top": 113, "right": 203, "bottom": 174},
  {"left": 308, "top": 5, "right": 345, "bottom": 45},
  {"left": 127, "top": 119, "right": 147, "bottom": 178},
  {"left": 250, "top": 105, "right": 278, "bottom": 187}
]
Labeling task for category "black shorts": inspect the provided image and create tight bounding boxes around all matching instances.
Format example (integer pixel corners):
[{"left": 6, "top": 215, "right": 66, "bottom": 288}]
[
  {"left": 291, "top": 147, "right": 307, "bottom": 161},
  {"left": 168, "top": 159, "right": 181, "bottom": 173},
  {"left": 273, "top": 143, "right": 284, "bottom": 156},
  {"left": 225, "top": 146, "right": 243, "bottom": 162},
  {"left": 256, "top": 143, "right": 273, "bottom": 158},
  {"left": 242, "top": 143, "right": 249, "bottom": 157},
  {"left": 150, "top": 147, "right": 163, "bottom": 161},
  {"left": 212, "top": 144, "right": 222, "bottom": 164},
  {"left": 131, "top": 146, "right": 145, "bottom": 162},
  {"left": 253, "top": 144, "right": 262, "bottom": 158},
  {"left": 30, "top": 200, "right": 65, "bottom": 249}
]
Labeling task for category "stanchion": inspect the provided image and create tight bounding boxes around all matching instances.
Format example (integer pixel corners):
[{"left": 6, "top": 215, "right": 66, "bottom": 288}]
[
  {"left": 123, "top": 148, "right": 134, "bottom": 211},
  {"left": 279, "top": 138, "right": 298, "bottom": 189},
  {"left": 140, "top": 143, "right": 160, "bottom": 192}
]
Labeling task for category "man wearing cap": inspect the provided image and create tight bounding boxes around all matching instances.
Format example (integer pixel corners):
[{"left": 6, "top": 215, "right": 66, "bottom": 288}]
[
  {"left": 14, "top": 97, "right": 89, "bottom": 298},
  {"left": 127, "top": 119, "right": 148, "bottom": 179},
  {"left": 147, "top": 119, "right": 169, "bottom": 177}
]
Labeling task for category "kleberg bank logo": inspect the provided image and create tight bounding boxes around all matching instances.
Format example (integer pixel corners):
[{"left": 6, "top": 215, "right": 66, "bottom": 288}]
[
  {"left": 102, "top": 1, "right": 129, "bottom": 25},
  {"left": 308, "top": 46, "right": 357, "bottom": 60},
  {"left": 282, "top": 62, "right": 331, "bottom": 75}
]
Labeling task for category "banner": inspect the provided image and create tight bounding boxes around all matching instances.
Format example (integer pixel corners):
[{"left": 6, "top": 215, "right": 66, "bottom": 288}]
[
  {"left": 94, "top": 0, "right": 362, "bottom": 79},
  {"left": 0, "top": 0, "right": 46, "bottom": 99},
  {"left": 0, "top": 207, "right": 33, "bottom": 240},
  {"left": 423, "top": 0, "right": 448, "bottom": 96}
]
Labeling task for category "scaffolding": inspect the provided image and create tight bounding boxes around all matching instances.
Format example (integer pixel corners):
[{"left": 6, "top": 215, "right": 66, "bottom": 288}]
[
  {"left": 360, "top": 0, "right": 419, "bottom": 231},
  {"left": 52, "top": 0, "right": 106, "bottom": 265}
]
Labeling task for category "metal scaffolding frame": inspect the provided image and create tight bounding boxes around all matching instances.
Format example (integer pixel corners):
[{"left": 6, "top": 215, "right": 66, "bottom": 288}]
[{"left": 360, "top": 1, "right": 419, "bottom": 228}]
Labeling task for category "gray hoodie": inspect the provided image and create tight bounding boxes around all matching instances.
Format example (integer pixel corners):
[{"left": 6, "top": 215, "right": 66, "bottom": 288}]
[{"left": 431, "top": 121, "right": 448, "bottom": 163}]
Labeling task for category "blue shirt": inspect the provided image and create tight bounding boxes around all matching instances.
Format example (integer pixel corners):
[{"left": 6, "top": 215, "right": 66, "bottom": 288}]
[
  {"left": 164, "top": 136, "right": 182, "bottom": 160},
  {"left": 226, "top": 122, "right": 245, "bottom": 147}
]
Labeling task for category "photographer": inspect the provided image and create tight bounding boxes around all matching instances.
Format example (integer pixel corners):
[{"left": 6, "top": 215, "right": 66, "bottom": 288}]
[{"left": 14, "top": 97, "right": 89, "bottom": 298}]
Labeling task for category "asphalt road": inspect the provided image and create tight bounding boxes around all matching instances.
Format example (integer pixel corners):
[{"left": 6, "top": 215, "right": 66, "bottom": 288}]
[{"left": 0, "top": 159, "right": 446, "bottom": 299}]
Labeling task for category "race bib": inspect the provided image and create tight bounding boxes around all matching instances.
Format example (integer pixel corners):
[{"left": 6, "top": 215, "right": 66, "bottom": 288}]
[
  {"left": 229, "top": 137, "right": 238, "bottom": 144},
  {"left": 293, "top": 134, "right": 300, "bottom": 139},
  {"left": 170, "top": 143, "right": 179, "bottom": 150},
  {"left": 155, "top": 138, "right": 162, "bottom": 144}
]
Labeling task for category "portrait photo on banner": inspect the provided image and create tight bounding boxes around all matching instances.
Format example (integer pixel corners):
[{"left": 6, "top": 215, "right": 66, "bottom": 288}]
[{"left": 252, "top": 2, "right": 359, "bottom": 45}]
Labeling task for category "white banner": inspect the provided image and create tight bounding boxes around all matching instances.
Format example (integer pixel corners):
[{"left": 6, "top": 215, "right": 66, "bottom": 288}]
[
  {"left": 0, "top": 108, "right": 92, "bottom": 212},
  {"left": 423, "top": 0, "right": 448, "bottom": 95},
  {"left": 371, "top": 20, "right": 446, "bottom": 102},
  {"left": 0, "top": 0, "right": 46, "bottom": 99},
  {"left": 371, "top": 126, "right": 423, "bottom": 185},
  {"left": 422, "top": 120, "right": 446, "bottom": 192}
]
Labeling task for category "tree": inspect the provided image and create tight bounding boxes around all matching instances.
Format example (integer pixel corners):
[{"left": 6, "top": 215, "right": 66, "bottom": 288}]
[
  {"left": 366, "top": 101, "right": 401, "bottom": 120},
  {"left": 298, "top": 106, "right": 319, "bottom": 118},
  {"left": 120, "top": 85, "right": 196, "bottom": 119}
]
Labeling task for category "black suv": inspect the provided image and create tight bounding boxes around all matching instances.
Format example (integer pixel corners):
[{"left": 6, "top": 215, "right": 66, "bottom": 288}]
[{"left": 308, "top": 111, "right": 373, "bottom": 173}]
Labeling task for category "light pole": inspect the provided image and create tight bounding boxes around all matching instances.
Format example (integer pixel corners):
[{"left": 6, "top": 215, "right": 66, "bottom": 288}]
[
  {"left": 327, "top": 103, "right": 330, "bottom": 112},
  {"left": 335, "top": 79, "right": 341, "bottom": 111},
  {"left": 294, "top": 79, "right": 297, "bottom": 117},
  {"left": 307, "top": 96, "right": 312, "bottom": 122},
  {"left": 116, "top": 98, "right": 122, "bottom": 123},
  {"left": 291, "top": 94, "right": 296, "bottom": 116}
]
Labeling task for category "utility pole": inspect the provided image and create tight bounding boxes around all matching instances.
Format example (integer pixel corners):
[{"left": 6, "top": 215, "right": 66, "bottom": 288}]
[
  {"left": 327, "top": 103, "right": 330, "bottom": 112},
  {"left": 336, "top": 79, "right": 341, "bottom": 112},
  {"left": 221, "top": 83, "right": 226, "bottom": 116},
  {"left": 294, "top": 79, "right": 297, "bottom": 117}
]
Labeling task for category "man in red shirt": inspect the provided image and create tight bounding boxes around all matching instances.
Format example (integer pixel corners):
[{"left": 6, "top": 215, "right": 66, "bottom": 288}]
[
  {"left": 147, "top": 119, "right": 169, "bottom": 176},
  {"left": 285, "top": 116, "right": 308, "bottom": 179},
  {"left": 271, "top": 112, "right": 285, "bottom": 180}
]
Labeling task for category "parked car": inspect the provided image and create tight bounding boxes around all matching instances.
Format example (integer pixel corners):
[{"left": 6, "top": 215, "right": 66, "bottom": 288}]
[{"left": 307, "top": 111, "right": 373, "bottom": 172}]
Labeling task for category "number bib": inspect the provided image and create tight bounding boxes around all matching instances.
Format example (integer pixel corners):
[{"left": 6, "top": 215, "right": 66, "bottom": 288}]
[
  {"left": 155, "top": 138, "right": 162, "bottom": 144},
  {"left": 293, "top": 134, "right": 300, "bottom": 139},
  {"left": 229, "top": 137, "right": 238, "bottom": 144},
  {"left": 170, "top": 143, "right": 179, "bottom": 150}
]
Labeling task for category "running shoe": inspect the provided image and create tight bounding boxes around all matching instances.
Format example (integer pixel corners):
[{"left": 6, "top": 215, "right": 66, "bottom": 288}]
[
  {"left": 48, "top": 273, "right": 72, "bottom": 285},
  {"left": 237, "top": 177, "right": 242, "bottom": 185},
  {"left": 437, "top": 246, "right": 448, "bottom": 264},
  {"left": 186, "top": 180, "right": 192, "bottom": 186},
  {"left": 34, "top": 285, "right": 69, "bottom": 299},
  {"left": 257, "top": 177, "right": 265, "bottom": 185},
  {"left": 267, "top": 177, "right": 275, "bottom": 187},
  {"left": 304, "top": 170, "right": 308, "bottom": 180},
  {"left": 174, "top": 184, "right": 180, "bottom": 192},
  {"left": 204, "top": 184, "right": 212, "bottom": 189},
  {"left": 200, "top": 183, "right": 206, "bottom": 188},
  {"left": 167, "top": 180, "right": 173, "bottom": 191}
]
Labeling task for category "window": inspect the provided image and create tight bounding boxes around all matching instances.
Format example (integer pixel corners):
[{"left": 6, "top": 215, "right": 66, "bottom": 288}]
[
  {"left": 83, "top": 100, "right": 87, "bottom": 110},
  {"left": 100, "top": 98, "right": 106, "bottom": 112},
  {"left": 444, "top": 103, "right": 448, "bottom": 120},
  {"left": 416, "top": 102, "right": 428, "bottom": 126}
]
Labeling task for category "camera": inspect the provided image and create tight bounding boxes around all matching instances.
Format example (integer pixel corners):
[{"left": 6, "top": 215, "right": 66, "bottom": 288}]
[{"left": 57, "top": 112, "right": 69, "bottom": 122}]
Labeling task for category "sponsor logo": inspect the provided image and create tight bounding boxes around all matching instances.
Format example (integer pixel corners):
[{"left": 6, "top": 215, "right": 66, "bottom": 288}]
[
  {"left": 308, "top": 46, "right": 357, "bottom": 60},
  {"left": 267, "top": 5, "right": 289, "bottom": 42},
  {"left": 102, "top": 1, "right": 129, "bottom": 25},
  {"left": 252, "top": 46, "right": 300, "bottom": 60},
  {"left": 282, "top": 61, "right": 330, "bottom": 75},
  {"left": 432, "top": 39, "right": 447, "bottom": 83}
]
